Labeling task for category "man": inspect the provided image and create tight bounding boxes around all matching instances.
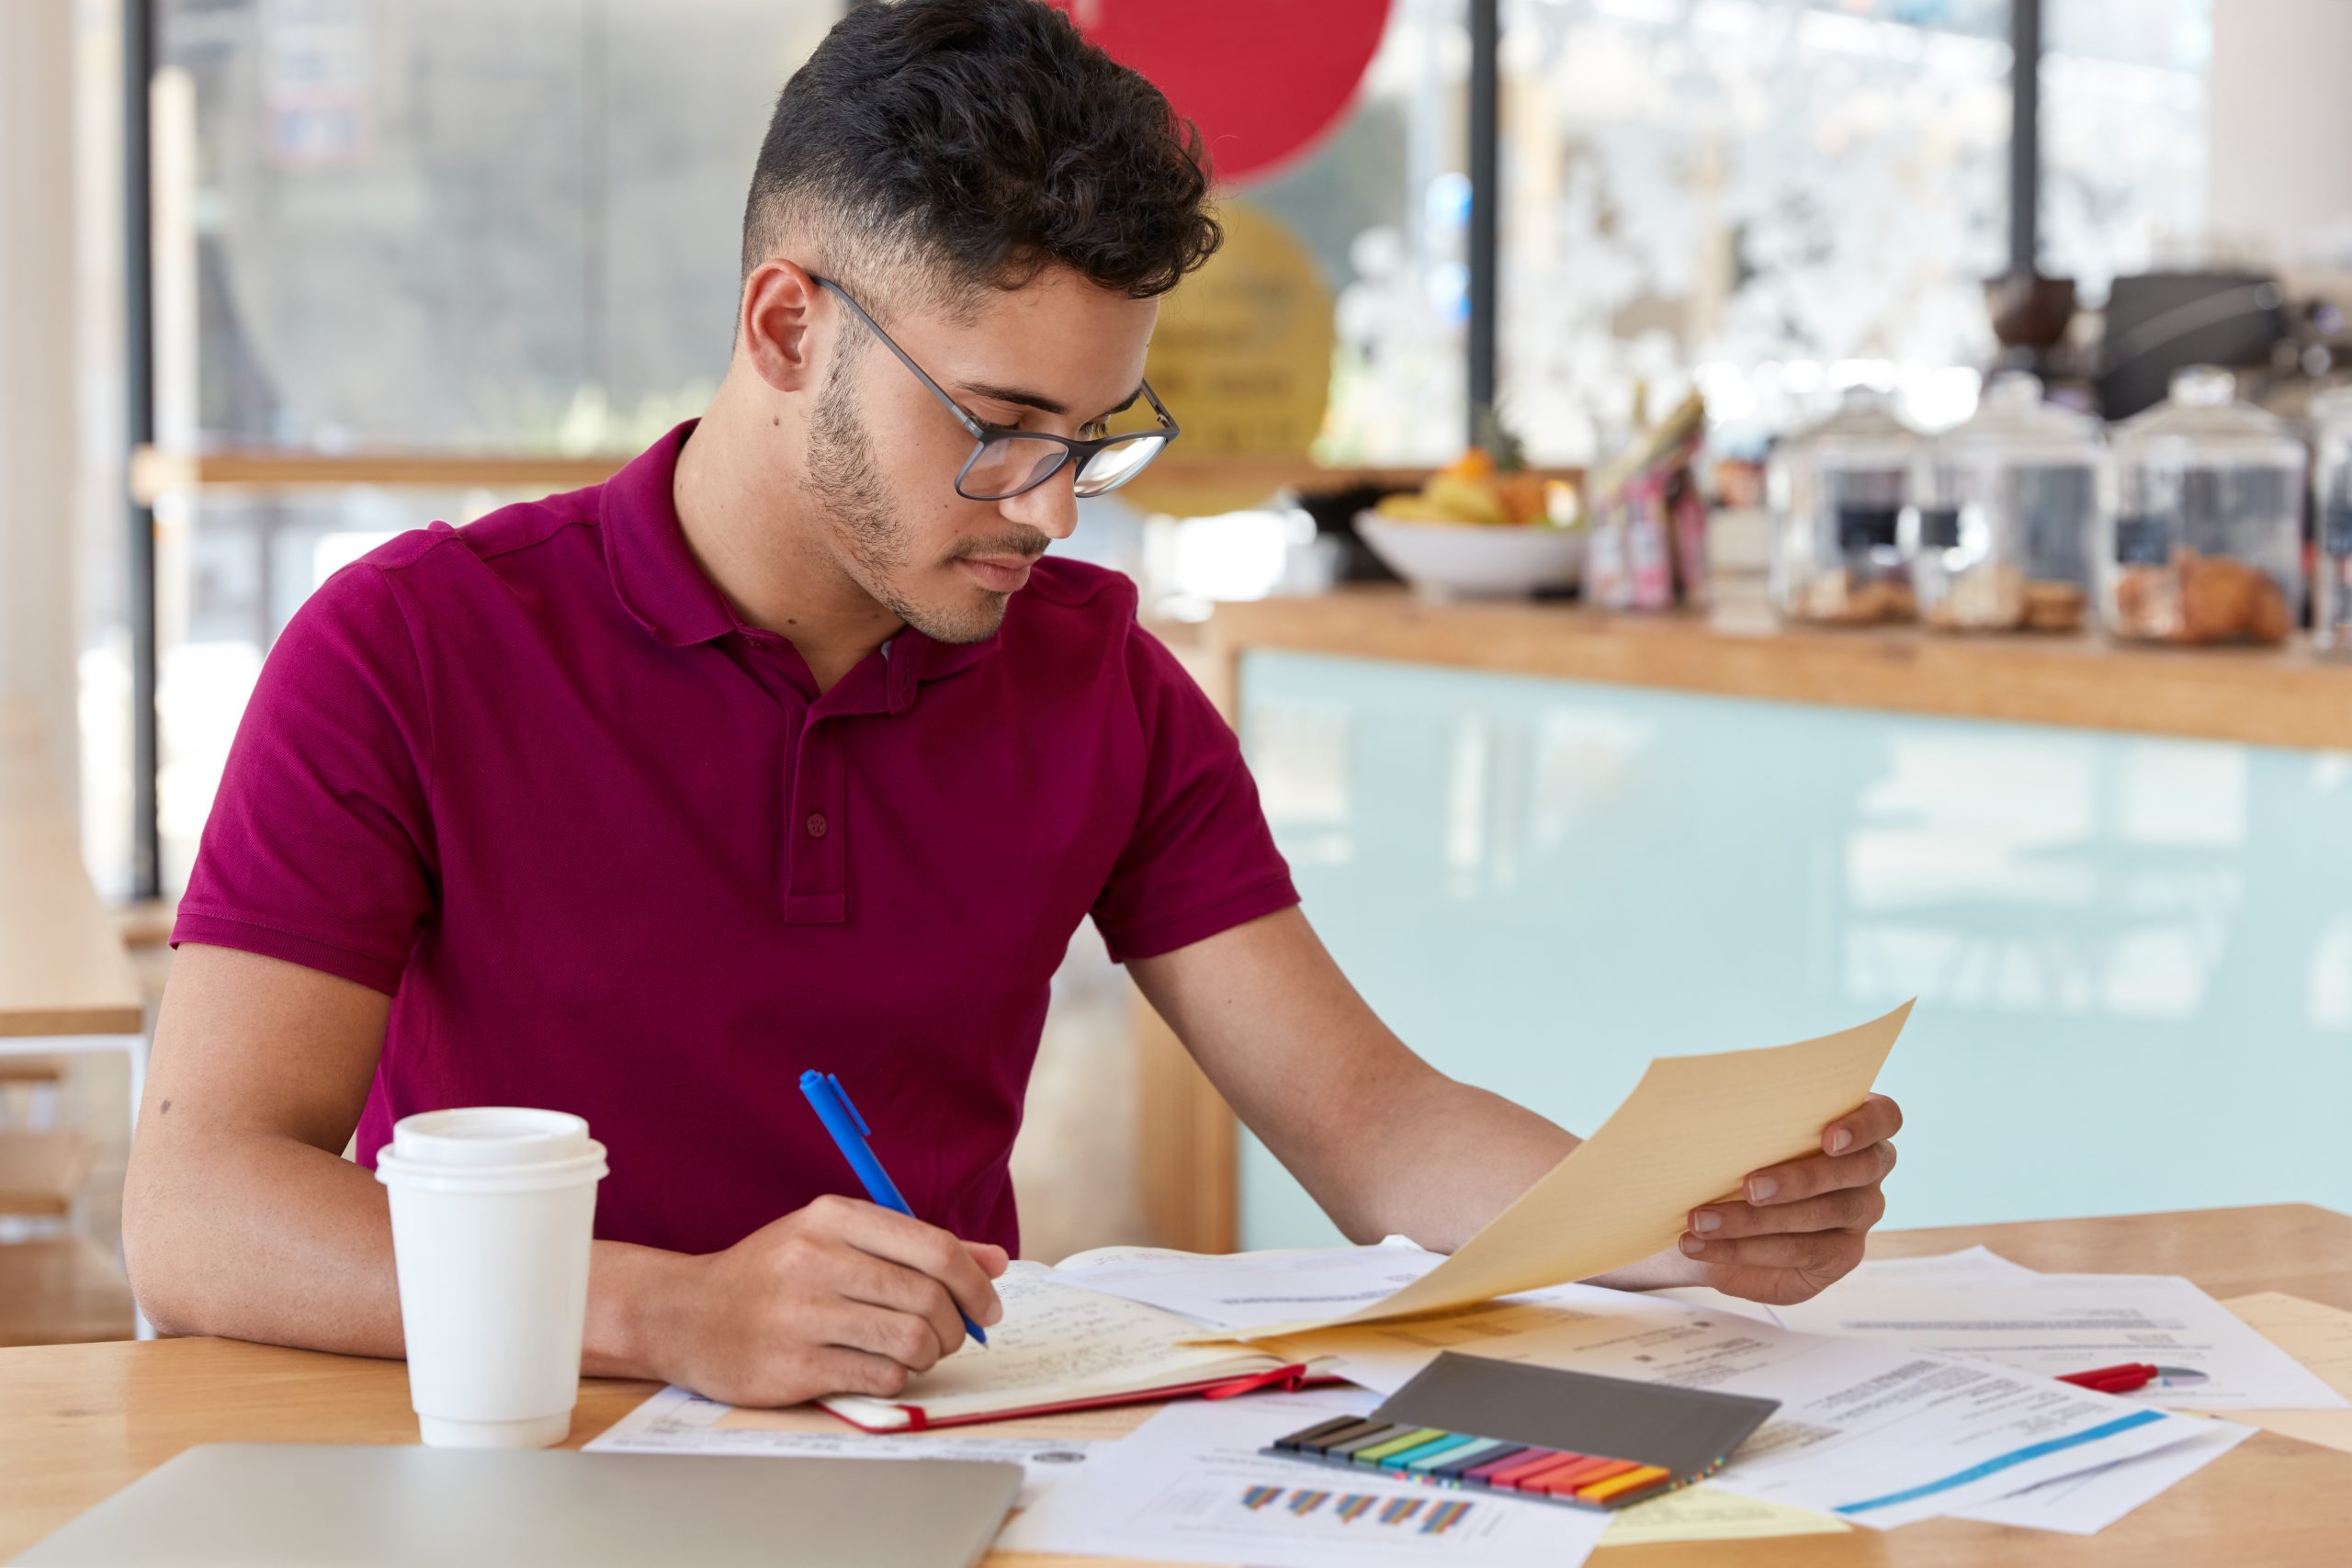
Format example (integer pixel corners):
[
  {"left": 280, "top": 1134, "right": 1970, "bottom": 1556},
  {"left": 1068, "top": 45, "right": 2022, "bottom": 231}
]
[{"left": 125, "top": 0, "right": 1900, "bottom": 1408}]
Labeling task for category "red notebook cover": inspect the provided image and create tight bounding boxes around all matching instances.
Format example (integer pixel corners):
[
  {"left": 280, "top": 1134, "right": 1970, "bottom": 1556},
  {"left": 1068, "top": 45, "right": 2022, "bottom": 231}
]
[{"left": 821, "top": 1363, "right": 1329, "bottom": 1433}]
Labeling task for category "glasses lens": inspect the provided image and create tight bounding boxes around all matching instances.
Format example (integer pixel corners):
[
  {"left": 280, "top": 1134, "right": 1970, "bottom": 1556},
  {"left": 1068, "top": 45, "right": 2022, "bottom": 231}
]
[
  {"left": 1073, "top": 434, "right": 1169, "bottom": 497},
  {"left": 959, "top": 436, "right": 1069, "bottom": 501}
]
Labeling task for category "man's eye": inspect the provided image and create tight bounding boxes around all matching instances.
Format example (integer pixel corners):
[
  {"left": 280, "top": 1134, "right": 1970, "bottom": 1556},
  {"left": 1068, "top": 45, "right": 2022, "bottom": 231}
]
[{"left": 1079, "top": 421, "right": 1109, "bottom": 441}]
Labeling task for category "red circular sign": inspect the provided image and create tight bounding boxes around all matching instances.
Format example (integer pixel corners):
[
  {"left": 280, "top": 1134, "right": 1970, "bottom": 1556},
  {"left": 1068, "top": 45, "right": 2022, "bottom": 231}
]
[{"left": 1046, "top": 0, "right": 1393, "bottom": 185}]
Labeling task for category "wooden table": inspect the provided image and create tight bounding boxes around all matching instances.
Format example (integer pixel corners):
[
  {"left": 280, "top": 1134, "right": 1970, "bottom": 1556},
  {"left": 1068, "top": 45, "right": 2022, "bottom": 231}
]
[
  {"left": 0, "top": 695, "right": 146, "bottom": 1146},
  {"left": 2, "top": 1206, "right": 2346, "bottom": 1565}
]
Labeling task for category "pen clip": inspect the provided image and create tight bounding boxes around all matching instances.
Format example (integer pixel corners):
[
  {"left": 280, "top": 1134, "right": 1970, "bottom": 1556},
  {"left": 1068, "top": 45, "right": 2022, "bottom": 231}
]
[{"left": 826, "top": 1073, "right": 871, "bottom": 1137}]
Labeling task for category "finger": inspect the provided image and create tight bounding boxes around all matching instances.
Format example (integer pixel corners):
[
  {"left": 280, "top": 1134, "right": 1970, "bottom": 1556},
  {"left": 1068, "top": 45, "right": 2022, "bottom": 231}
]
[
  {"left": 820, "top": 1300, "right": 952, "bottom": 1375},
  {"left": 815, "top": 1198, "right": 1005, "bottom": 1326},
  {"left": 1821, "top": 1092, "right": 1903, "bottom": 1156},
  {"left": 835, "top": 1255, "right": 967, "bottom": 1359},
  {"left": 793, "top": 1346, "right": 916, "bottom": 1403},
  {"left": 1741, "top": 1141, "right": 1895, "bottom": 1206},
  {"left": 700, "top": 1345, "right": 914, "bottom": 1408},
  {"left": 1678, "top": 1228, "right": 1864, "bottom": 1276},
  {"left": 962, "top": 1240, "right": 1011, "bottom": 1279},
  {"left": 1687, "top": 1187, "right": 1884, "bottom": 1241}
]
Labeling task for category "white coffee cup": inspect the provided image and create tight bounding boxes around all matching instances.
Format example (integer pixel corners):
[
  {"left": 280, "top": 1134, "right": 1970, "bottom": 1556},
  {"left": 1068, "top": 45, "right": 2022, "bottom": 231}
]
[{"left": 375, "top": 1107, "right": 608, "bottom": 1449}]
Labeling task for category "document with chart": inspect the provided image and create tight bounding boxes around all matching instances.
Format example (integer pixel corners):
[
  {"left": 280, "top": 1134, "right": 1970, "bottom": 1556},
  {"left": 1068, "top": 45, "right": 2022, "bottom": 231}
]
[
  {"left": 1257, "top": 1280, "right": 2202, "bottom": 1529},
  {"left": 994, "top": 1390, "right": 1612, "bottom": 1568}
]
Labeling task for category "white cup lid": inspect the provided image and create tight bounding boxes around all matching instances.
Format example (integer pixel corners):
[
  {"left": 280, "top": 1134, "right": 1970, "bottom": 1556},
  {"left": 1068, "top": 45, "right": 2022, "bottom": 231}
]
[{"left": 388, "top": 1107, "right": 592, "bottom": 1168}]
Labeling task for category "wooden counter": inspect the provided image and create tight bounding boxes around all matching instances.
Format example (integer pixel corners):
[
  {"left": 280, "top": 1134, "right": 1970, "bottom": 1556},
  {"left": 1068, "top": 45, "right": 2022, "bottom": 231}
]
[
  {"left": 1202, "top": 589, "right": 2352, "bottom": 751},
  {"left": 3, "top": 1206, "right": 2346, "bottom": 1565}
]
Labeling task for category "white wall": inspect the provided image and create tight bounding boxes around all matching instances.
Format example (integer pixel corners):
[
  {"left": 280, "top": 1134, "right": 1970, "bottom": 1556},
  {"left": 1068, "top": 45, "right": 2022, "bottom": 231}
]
[
  {"left": 0, "top": 0, "right": 84, "bottom": 809},
  {"left": 2207, "top": 0, "right": 2352, "bottom": 266}
]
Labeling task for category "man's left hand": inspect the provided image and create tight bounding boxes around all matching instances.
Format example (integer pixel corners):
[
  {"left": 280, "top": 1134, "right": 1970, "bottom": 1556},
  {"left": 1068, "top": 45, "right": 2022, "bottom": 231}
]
[{"left": 1678, "top": 1093, "right": 1903, "bottom": 1305}]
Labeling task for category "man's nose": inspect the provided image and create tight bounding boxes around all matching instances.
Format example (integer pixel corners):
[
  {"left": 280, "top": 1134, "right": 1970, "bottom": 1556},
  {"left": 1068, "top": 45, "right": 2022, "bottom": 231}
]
[{"left": 998, "top": 464, "right": 1080, "bottom": 541}]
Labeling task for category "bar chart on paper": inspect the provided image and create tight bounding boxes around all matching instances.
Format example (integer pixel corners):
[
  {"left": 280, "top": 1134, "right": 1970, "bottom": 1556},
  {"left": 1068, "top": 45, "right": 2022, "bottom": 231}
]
[
  {"left": 1143, "top": 1478, "right": 1509, "bottom": 1555},
  {"left": 1238, "top": 1485, "right": 1478, "bottom": 1535},
  {"left": 995, "top": 1397, "right": 1612, "bottom": 1566}
]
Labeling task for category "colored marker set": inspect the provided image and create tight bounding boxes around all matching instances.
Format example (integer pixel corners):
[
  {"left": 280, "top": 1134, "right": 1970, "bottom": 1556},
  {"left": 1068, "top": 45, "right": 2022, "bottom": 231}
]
[
  {"left": 1267, "top": 1414, "right": 1680, "bottom": 1508},
  {"left": 1261, "top": 1352, "right": 1783, "bottom": 1516}
]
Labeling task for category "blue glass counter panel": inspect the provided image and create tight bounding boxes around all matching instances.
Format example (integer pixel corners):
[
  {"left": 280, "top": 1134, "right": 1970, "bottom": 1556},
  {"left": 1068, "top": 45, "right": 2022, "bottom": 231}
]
[{"left": 1235, "top": 649, "right": 2352, "bottom": 1251}]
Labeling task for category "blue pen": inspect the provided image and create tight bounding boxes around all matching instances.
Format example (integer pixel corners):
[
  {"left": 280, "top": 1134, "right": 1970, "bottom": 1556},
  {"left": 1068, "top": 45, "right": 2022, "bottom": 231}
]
[{"left": 799, "top": 1068, "right": 989, "bottom": 1348}]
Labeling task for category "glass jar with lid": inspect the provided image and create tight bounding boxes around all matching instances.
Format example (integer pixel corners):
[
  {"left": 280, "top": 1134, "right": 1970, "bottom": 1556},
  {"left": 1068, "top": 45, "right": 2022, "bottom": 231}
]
[
  {"left": 2313, "top": 386, "right": 2352, "bottom": 651},
  {"left": 1909, "top": 372, "right": 2099, "bottom": 633},
  {"left": 1767, "top": 389, "right": 1918, "bottom": 625},
  {"left": 2099, "top": 366, "right": 2305, "bottom": 646}
]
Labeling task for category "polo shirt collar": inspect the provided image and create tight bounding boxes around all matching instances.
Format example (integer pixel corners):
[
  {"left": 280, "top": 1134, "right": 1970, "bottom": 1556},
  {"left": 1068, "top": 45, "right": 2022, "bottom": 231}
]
[
  {"left": 604, "top": 421, "right": 738, "bottom": 648},
  {"left": 604, "top": 421, "right": 1002, "bottom": 702}
]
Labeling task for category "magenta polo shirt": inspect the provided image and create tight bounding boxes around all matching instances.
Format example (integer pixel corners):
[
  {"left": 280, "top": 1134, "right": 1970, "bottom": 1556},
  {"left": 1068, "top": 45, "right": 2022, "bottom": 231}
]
[{"left": 173, "top": 422, "right": 1297, "bottom": 1258}]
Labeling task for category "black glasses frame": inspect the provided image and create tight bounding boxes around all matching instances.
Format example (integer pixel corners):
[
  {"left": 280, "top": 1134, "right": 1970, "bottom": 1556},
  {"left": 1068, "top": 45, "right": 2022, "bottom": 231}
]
[{"left": 810, "top": 275, "right": 1180, "bottom": 502}]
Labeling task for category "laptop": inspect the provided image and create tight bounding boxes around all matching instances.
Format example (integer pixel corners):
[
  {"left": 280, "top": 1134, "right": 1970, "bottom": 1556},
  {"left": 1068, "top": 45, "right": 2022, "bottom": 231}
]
[{"left": 11, "top": 1444, "right": 1023, "bottom": 1567}]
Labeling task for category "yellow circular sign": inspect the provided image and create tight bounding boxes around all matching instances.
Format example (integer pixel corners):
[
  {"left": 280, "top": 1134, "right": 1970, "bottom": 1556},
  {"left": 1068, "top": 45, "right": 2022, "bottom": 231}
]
[{"left": 1122, "top": 198, "right": 1334, "bottom": 517}]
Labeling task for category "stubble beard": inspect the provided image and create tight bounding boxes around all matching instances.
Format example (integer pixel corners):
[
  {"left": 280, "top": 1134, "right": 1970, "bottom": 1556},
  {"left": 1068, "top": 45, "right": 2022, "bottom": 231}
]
[{"left": 800, "top": 355, "right": 1012, "bottom": 646}]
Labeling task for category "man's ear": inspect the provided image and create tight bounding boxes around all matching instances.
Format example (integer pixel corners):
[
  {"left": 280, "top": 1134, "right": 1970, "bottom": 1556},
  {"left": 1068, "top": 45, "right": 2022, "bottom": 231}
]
[{"left": 740, "top": 258, "right": 826, "bottom": 393}]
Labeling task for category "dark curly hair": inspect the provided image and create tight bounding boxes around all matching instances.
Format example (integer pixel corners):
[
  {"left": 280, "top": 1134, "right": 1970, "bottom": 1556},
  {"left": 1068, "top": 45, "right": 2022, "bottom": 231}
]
[{"left": 741, "top": 0, "right": 1221, "bottom": 315}]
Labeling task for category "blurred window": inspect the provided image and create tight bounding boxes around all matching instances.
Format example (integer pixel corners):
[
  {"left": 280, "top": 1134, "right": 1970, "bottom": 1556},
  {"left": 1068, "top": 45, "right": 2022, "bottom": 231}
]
[
  {"left": 142, "top": 0, "right": 840, "bottom": 887},
  {"left": 159, "top": 0, "right": 842, "bottom": 454},
  {"left": 1497, "top": 0, "right": 2210, "bottom": 459},
  {"left": 99, "top": 0, "right": 2216, "bottom": 890},
  {"left": 1258, "top": 0, "right": 1471, "bottom": 467},
  {"left": 2039, "top": 0, "right": 2210, "bottom": 300},
  {"left": 1499, "top": 0, "right": 2014, "bottom": 458}
]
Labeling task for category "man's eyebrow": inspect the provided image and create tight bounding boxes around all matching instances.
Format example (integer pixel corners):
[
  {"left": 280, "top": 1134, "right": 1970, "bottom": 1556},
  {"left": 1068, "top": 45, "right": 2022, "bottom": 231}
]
[
  {"left": 956, "top": 380, "right": 1147, "bottom": 423},
  {"left": 1095, "top": 385, "right": 1146, "bottom": 422},
  {"left": 957, "top": 380, "right": 1068, "bottom": 417}
]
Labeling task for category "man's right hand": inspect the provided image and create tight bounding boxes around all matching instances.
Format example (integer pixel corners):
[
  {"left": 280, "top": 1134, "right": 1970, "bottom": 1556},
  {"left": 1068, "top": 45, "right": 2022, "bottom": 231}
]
[{"left": 641, "top": 1194, "right": 1009, "bottom": 1408}]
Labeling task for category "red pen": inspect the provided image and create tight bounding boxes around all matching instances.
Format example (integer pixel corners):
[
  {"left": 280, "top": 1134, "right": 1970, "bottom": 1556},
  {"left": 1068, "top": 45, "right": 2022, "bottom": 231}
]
[{"left": 2056, "top": 1362, "right": 2159, "bottom": 1393}]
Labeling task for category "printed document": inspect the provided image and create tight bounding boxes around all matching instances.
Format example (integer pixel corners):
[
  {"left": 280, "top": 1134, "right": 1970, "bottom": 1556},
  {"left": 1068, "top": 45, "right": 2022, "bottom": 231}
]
[
  {"left": 1951, "top": 1419, "right": 2254, "bottom": 1535},
  {"left": 994, "top": 1388, "right": 1611, "bottom": 1568},
  {"left": 1772, "top": 1269, "right": 2349, "bottom": 1412},
  {"left": 583, "top": 1384, "right": 1124, "bottom": 1507},
  {"left": 1053, "top": 1240, "right": 1445, "bottom": 1333},
  {"left": 1847, "top": 1245, "right": 2037, "bottom": 1281},
  {"left": 1259, "top": 1280, "right": 2198, "bottom": 1528}
]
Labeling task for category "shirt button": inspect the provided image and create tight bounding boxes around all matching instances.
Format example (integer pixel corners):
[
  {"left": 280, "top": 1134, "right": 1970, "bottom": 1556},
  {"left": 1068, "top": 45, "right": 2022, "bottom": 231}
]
[{"left": 805, "top": 812, "right": 829, "bottom": 839}]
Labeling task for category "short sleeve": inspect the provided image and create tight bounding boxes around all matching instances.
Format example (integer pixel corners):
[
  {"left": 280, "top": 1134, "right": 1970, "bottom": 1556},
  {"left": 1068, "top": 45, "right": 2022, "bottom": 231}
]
[
  {"left": 1091, "top": 624, "right": 1298, "bottom": 963},
  {"left": 171, "top": 562, "right": 438, "bottom": 994}
]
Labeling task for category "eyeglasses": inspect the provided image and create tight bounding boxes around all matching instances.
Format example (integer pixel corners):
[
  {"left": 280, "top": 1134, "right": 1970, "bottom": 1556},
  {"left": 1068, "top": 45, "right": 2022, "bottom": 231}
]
[{"left": 811, "top": 275, "right": 1180, "bottom": 502}]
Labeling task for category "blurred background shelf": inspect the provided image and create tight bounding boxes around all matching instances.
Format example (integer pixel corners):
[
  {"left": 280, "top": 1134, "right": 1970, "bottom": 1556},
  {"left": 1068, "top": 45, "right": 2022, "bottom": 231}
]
[{"left": 0, "top": 1132, "right": 96, "bottom": 1219}]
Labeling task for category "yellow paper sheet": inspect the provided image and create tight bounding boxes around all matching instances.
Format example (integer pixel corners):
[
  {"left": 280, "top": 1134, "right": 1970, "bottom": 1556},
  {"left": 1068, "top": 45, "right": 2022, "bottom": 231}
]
[
  {"left": 2220, "top": 1291, "right": 2352, "bottom": 1456},
  {"left": 1599, "top": 1484, "right": 1850, "bottom": 1546},
  {"left": 1218, "top": 1001, "right": 1913, "bottom": 1341}
]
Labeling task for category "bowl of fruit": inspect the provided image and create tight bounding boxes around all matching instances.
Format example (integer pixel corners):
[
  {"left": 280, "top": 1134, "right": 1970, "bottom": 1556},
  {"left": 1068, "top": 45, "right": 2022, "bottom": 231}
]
[{"left": 1356, "top": 441, "right": 1583, "bottom": 601}]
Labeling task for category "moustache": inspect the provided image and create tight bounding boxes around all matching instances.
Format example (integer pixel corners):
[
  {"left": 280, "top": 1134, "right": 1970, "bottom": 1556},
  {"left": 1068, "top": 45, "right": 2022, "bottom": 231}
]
[{"left": 956, "top": 533, "right": 1052, "bottom": 562}]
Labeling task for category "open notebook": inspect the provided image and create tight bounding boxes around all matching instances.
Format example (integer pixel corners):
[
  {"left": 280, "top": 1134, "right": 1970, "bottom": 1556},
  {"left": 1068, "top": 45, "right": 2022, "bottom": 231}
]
[{"left": 820, "top": 1249, "right": 1332, "bottom": 1432}]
